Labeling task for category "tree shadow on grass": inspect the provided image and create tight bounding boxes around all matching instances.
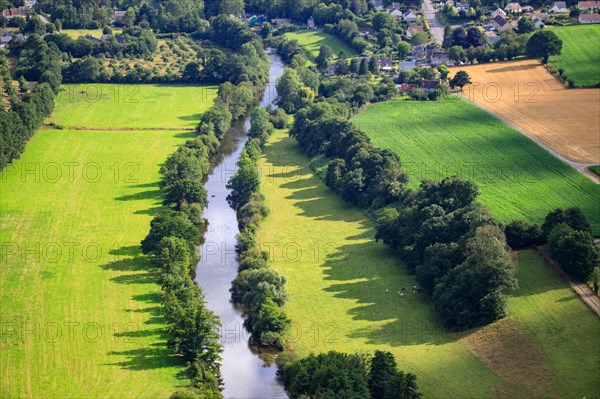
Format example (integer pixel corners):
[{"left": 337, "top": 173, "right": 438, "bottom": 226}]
[{"left": 115, "top": 188, "right": 162, "bottom": 202}]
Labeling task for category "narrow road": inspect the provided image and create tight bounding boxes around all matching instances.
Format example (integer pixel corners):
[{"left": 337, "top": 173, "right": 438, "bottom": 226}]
[
  {"left": 537, "top": 247, "right": 600, "bottom": 317},
  {"left": 423, "top": 0, "right": 444, "bottom": 45}
]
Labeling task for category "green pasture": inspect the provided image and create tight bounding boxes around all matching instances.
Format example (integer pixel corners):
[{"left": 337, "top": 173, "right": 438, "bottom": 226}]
[
  {"left": 352, "top": 97, "right": 600, "bottom": 235},
  {"left": 284, "top": 30, "right": 359, "bottom": 66},
  {"left": 549, "top": 25, "right": 600, "bottom": 87},
  {"left": 48, "top": 84, "right": 217, "bottom": 129},
  {"left": 256, "top": 130, "right": 600, "bottom": 398}
]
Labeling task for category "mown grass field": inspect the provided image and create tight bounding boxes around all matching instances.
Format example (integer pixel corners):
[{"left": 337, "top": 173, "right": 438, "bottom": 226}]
[
  {"left": 0, "top": 84, "right": 214, "bottom": 397},
  {"left": 61, "top": 28, "right": 123, "bottom": 39},
  {"left": 284, "top": 30, "right": 358, "bottom": 66},
  {"left": 257, "top": 130, "right": 600, "bottom": 398},
  {"left": 549, "top": 25, "right": 600, "bottom": 87},
  {"left": 48, "top": 84, "right": 216, "bottom": 129},
  {"left": 352, "top": 97, "right": 600, "bottom": 235}
]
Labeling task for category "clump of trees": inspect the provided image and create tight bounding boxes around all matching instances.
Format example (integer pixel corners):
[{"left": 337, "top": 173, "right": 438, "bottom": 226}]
[
  {"left": 279, "top": 350, "right": 421, "bottom": 399},
  {"left": 526, "top": 30, "right": 563, "bottom": 64},
  {"left": 227, "top": 107, "right": 291, "bottom": 349},
  {"left": 376, "top": 177, "right": 516, "bottom": 330},
  {"left": 505, "top": 207, "right": 599, "bottom": 285}
]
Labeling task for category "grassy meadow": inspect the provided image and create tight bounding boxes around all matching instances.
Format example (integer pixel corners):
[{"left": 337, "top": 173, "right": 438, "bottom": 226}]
[
  {"left": 284, "top": 30, "right": 358, "bottom": 66},
  {"left": 549, "top": 25, "right": 600, "bottom": 87},
  {"left": 257, "top": 130, "right": 600, "bottom": 398},
  {"left": 49, "top": 84, "right": 217, "bottom": 129},
  {"left": 61, "top": 28, "right": 123, "bottom": 39},
  {"left": 352, "top": 97, "right": 600, "bottom": 235},
  {"left": 0, "top": 84, "right": 214, "bottom": 397}
]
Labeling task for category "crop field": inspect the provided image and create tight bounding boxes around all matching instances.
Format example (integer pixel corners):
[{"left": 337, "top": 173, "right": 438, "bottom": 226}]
[
  {"left": 257, "top": 130, "right": 600, "bottom": 398},
  {"left": 0, "top": 84, "right": 215, "bottom": 398},
  {"left": 450, "top": 60, "right": 600, "bottom": 164},
  {"left": 48, "top": 84, "right": 216, "bottom": 129},
  {"left": 549, "top": 25, "right": 600, "bottom": 87},
  {"left": 352, "top": 97, "right": 600, "bottom": 235},
  {"left": 284, "top": 30, "right": 358, "bottom": 66}
]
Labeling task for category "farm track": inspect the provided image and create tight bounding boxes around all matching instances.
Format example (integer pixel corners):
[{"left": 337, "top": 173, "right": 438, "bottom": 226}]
[{"left": 537, "top": 247, "right": 600, "bottom": 317}]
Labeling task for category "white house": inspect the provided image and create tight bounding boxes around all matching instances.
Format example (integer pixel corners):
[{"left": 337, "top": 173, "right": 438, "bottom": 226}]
[
  {"left": 579, "top": 13, "right": 600, "bottom": 22},
  {"left": 549, "top": 1, "right": 568, "bottom": 12},
  {"left": 307, "top": 16, "right": 316, "bottom": 29},
  {"left": 370, "top": 0, "right": 384, "bottom": 10},
  {"left": 504, "top": 2, "right": 522, "bottom": 13},
  {"left": 492, "top": 8, "right": 507, "bottom": 18},
  {"left": 389, "top": 8, "right": 403, "bottom": 19},
  {"left": 404, "top": 11, "right": 418, "bottom": 22}
]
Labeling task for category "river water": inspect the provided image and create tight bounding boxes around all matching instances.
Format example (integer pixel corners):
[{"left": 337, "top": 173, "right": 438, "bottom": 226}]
[{"left": 195, "top": 51, "right": 288, "bottom": 399}]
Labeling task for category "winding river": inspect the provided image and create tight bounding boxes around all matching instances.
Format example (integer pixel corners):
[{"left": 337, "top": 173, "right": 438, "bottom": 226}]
[{"left": 195, "top": 51, "right": 288, "bottom": 399}]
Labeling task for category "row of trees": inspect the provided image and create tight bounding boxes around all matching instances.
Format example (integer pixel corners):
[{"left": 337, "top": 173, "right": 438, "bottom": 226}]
[
  {"left": 139, "top": 119, "right": 223, "bottom": 398},
  {"left": 1, "top": 36, "right": 62, "bottom": 171},
  {"left": 138, "top": 30, "right": 270, "bottom": 396},
  {"left": 228, "top": 107, "right": 291, "bottom": 349},
  {"left": 506, "top": 207, "right": 599, "bottom": 285},
  {"left": 279, "top": 350, "right": 421, "bottom": 399},
  {"left": 290, "top": 100, "right": 409, "bottom": 209}
]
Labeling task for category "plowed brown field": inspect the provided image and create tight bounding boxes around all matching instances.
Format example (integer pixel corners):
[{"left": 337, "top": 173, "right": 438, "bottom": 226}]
[{"left": 452, "top": 60, "right": 600, "bottom": 164}]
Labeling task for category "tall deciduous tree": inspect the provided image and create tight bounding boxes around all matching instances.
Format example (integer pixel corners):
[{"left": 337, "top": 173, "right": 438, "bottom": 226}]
[{"left": 526, "top": 30, "right": 562, "bottom": 64}]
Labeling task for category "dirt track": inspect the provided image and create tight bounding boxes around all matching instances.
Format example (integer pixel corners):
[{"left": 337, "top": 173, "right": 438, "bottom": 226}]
[{"left": 451, "top": 60, "right": 600, "bottom": 165}]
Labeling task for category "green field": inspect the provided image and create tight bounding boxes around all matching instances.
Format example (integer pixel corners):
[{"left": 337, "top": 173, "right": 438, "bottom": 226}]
[
  {"left": 61, "top": 28, "right": 123, "bottom": 39},
  {"left": 0, "top": 84, "right": 214, "bottom": 397},
  {"left": 284, "top": 30, "right": 358, "bottom": 66},
  {"left": 49, "top": 84, "right": 217, "bottom": 129},
  {"left": 549, "top": 25, "right": 600, "bottom": 87},
  {"left": 257, "top": 130, "right": 600, "bottom": 398},
  {"left": 352, "top": 97, "right": 600, "bottom": 235}
]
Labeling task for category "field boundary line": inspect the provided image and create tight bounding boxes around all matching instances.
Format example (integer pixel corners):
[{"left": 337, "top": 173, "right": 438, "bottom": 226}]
[
  {"left": 44, "top": 125, "right": 195, "bottom": 131},
  {"left": 535, "top": 247, "right": 600, "bottom": 317},
  {"left": 454, "top": 92, "right": 599, "bottom": 184}
]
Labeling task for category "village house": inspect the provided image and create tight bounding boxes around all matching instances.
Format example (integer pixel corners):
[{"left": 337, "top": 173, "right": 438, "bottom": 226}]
[
  {"left": 389, "top": 8, "right": 403, "bottom": 19},
  {"left": 378, "top": 58, "right": 393, "bottom": 71},
  {"left": 578, "top": 0, "right": 600, "bottom": 10},
  {"left": 272, "top": 18, "right": 291, "bottom": 26},
  {"left": 492, "top": 15, "right": 514, "bottom": 31},
  {"left": 549, "top": 1, "right": 568, "bottom": 12},
  {"left": 522, "top": 5, "right": 534, "bottom": 12},
  {"left": 398, "top": 60, "right": 417, "bottom": 70},
  {"left": 504, "top": 2, "right": 522, "bottom": 13},
  {"left": 492, "top": 8, "right": 507, "bottom": 18},
  {"left": 113, "top": 10, "right": 126, "bottom": 23},
  {"left": 2, "top": 6, "right": 32, "bottom": 19},
  {"left": 370, "top": 0, "right": 384, "bottom": 10},
  {"left": 420, "top": 79, "right": 442, "bottom": 92},
  {"left": 397, "top": 83, "right": 419, "bottom": 93},
  {"left": 404, "top": 11, "right": 418, "bottom": 23},
  {"left": 430, "top": 51, "right": 455, "bottom": 66},
  {"left": 579, "top": 12, "right": 600, "bottom": 22},
  {"left": 484, "top": 30, "right": 501, "bottom": 44}
]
